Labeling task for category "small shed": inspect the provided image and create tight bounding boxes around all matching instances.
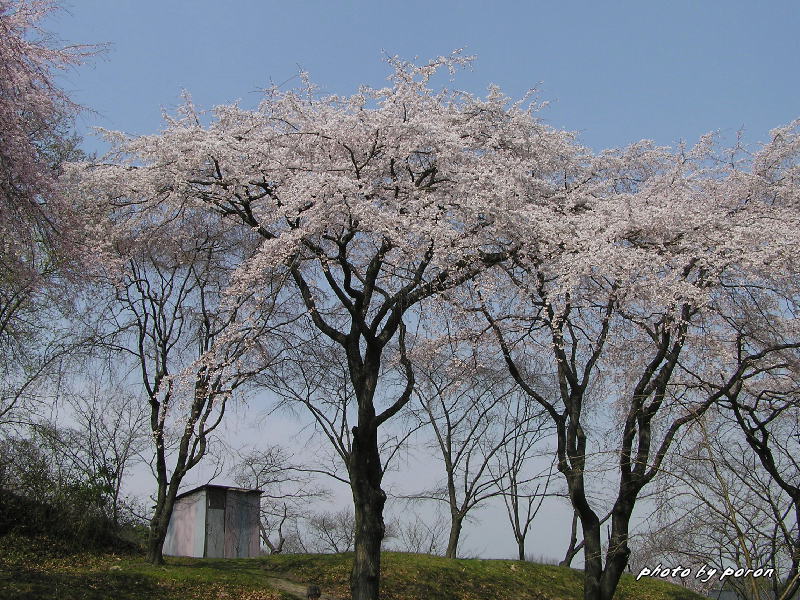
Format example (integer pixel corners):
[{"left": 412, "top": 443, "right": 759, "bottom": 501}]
[{"left": 163, "top": 484, "right": 262, "bottom": 558}]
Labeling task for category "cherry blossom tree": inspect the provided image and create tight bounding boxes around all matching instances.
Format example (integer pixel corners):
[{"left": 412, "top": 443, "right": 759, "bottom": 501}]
[
  {"left": 69, "top": 47, "right": 800, "bottom": 599},
  {"left": 68, "top": 52, "right": 573, "bottom": 599},
  {"left": 473, "top": 124, "right": 800, "bottom": 600},
  {"left": 0, "top": 0, "right": 96, "bottom": 200},
  {"left": 711, "top": 283, "right": 800, "bottom": 600},
  {"left": 0, "top": 0, "right": 96, "bottom": 299},
  {"left": 0, "top": 0, "right": 98, "bottom": 427}
]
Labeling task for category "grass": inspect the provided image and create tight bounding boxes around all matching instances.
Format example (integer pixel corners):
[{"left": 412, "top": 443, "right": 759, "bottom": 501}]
[
  {"left": 0, "top": 533, "right": 706, "bottom": 600},
  {"left": 261, "top": 552, "right": 707, "bottom": 600},
  {"left": 0, "top": 534, "right": 289, "bottom": 600}
]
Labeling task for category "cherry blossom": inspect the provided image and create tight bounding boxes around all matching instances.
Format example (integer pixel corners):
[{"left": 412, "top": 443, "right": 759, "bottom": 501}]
[{"left": 69, "top": 50, "right": 800, "bottom": 600}]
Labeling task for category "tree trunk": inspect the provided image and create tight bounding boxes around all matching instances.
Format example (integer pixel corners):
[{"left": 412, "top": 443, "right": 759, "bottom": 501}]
[
  {"left": 579, "top": 513, "right": 603, "bottom": 600},
  {"left": 146, "top": 484, "right": 178, "bottom": 565},
  {"left": 146, "top": 512, "right": 168, "bottom": 564},
  {"left": 571, "top": 498, "right": 636, "bottom": 600},
  {"left": 349, "top": 422, "right": 386, "bottom": 600},
  {"left": 599, "top": 504, "right": 633, "bottom": 600},
  {"left": 445, "top": 513, "right": 464, "bottom": 559},
  {"left": 517, "top": 536, "right": 526, "bottom": 562}
]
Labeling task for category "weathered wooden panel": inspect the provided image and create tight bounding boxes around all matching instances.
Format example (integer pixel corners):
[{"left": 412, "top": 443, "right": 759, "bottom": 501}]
[
  {"left": 246, "top": 493, "right": 261, "bottom": 557},
  {"left": 205, "top": 509, "right": 225, "bottom": 558},
  {"left": 205, "top": 487, "right": 226, "bottom": 558},
  {"left": 224, "top": 491, "right": 260, "bottom": 558}
]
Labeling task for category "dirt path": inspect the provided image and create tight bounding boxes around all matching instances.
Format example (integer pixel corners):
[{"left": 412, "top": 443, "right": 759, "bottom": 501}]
[{"left": 265, "top": 576, "right": 341, "bottom": 600}]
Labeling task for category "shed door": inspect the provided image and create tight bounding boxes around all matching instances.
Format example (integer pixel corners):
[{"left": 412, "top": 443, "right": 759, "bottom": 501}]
[{"left": 205, "top": 488, "right": 226, "bottom": 558}]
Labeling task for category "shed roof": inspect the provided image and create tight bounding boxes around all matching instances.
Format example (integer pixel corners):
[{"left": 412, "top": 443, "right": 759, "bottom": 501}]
[{"left": 175, "top": 484, "right": 263, "bottom": 502}]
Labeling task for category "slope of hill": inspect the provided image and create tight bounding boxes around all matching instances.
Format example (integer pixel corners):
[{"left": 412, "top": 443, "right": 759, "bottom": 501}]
[{"left": 0, "top": 533, "right": 705, "bottom": 600}]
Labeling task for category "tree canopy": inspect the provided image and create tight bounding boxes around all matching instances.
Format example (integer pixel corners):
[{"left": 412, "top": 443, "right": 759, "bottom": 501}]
[{"left": 64, "top": 51, "right": 800, "bottom": 600}]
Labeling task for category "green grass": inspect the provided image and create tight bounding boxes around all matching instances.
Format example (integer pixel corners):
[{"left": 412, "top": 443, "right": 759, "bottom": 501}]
[
  {"left": 0, "top": 533, "right": 706, "bottom": 600},
  {"left": 0, "top": 533, "right": 290, "bottom": 600},
  {"left": 260, "top": 552, "right": 707, "bottom": 600}
]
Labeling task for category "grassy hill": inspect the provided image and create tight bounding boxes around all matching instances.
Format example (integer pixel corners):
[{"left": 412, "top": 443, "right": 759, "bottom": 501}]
[{"left": 0, "top": 533, "right": 705, "bottom": 600}]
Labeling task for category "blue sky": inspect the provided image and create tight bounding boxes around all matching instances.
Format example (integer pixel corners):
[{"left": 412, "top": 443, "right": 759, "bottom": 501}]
[
  {"left": 51, "top": 1, "right": 799, "bottom": 156},
  {"left": 45, "top": 1, "right": 800, "bottom": 561}
]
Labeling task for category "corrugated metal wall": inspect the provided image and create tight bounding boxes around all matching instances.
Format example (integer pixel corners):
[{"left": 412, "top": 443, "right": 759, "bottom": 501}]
[
  {"left": 163, "top": 489, "right": 206, "bottom": 557},
  {"left": 164, "top": 487, "right": 260, "bottom": 559}
]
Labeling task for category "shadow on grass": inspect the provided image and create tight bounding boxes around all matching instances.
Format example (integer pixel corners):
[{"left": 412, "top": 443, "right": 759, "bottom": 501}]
[
  {"left": 170, "top": 557, "right": 260, "bottom": 571},
  {"left": 0, "top": 566, "right": 163, "bottom": 600}
]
